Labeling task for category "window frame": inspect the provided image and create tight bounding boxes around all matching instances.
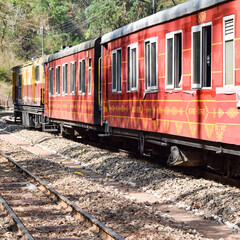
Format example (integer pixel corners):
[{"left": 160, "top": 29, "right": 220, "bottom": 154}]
[
  {"left": 112, "top": 47, "right": 122, "bottom": 93},
  {"left": 144, "top": 37, "right": 158, "bottom": 92},
  {"left": 88, "top": 58, "right": 92, "bottom": 95},
  {"left": 49, "top": 67, "right": 54, "bottom": 96},
  {"left": 79, "top": 58, "right": 86, "bottom": 95},
  {"left": 62, "top": 63, "right": 68, "bottom": 96},
  {"left": 223, "top": 14, "right": 235, "bottom": 86},
  {"left": 127, "top": 43, "right": 139, "bottom": 92},
  {"left": 55, "top": 65, "right": 60, "bottom": 95},
  {"left": 165, "top": 30, "right": 182, "bottom": 90},
  {"left": 70, "top": 61, "right": 76, "bottom": 95},
  {"left": 191, "top": 22, "right": 212, "bottom": 89}
]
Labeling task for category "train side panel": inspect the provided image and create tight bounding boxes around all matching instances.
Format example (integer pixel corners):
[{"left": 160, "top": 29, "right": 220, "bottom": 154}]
[
  {"left": 12, "top": 57, "right": 45, "bottom": 126},
  {"left": 101, "top": 0, "right": 240, "bottom": 147},
  {"left": 44, "top": 39, "right": 101, "bottom": 127}
]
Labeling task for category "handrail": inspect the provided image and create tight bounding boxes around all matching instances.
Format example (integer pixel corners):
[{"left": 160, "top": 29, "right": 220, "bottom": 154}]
[
  {"left": 12, "top": 72, "right": 15, "bottom": 102},
  {"left": 98, "top": 56, "right": 102, "bottom": 108},
  {"left": 43, "top": 67, "right": 46, "bottom": 105},
  {"left": 104, "top": 53, "right": 108, "bottom": 110},
  {"left": 21, "top": 74, "right": 23, "bottom": 100}
]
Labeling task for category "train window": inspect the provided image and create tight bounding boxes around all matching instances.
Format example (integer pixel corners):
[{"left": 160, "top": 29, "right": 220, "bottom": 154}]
[
  {"left": 35, "top": 66, "right": 39, "bottom": 81},
  {"left": 145, "top": 38, "right": 158, "bottom": 91},
  {"left": 192, "top": 23, "right": 212, "bottom": 89},
  {"left": 127, "top": 43, "right": 138, "bottom": 92},
  {"left": 70, "top": 62, "right": 76, "bottom": 94},
  {"left": 49, "top": 68, "right": 54, "bottom": 95},
  {"left": 55, "top": 66, "right": 60, "bottom": 95},
  {"left": 112, "top": 48, "right": 122, "bottom": 93},
  {"left": 88, "top": 58, "right": 92, "bottom": 94},
  {"left": 79, "top": 59, "right": 86, "bottom": 94},
  {"left": 62, "top": 63, "right": 68, "bottom": 95},
  {"left": 166, "top": 31, "right": 182, "bottom": 89},
  {"left": 223, "top": 15, "right": 235, "bottom": 86}
]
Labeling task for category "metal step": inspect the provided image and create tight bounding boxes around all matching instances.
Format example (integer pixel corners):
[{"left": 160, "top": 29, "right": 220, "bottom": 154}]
[{"left": 42, "top": 123, "right": 58, "bottom": 132}]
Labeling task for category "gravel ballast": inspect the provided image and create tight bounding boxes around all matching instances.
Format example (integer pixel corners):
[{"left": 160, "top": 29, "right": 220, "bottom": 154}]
[{"left": 0, "top": 121, "right": 240, "bottom": 239}]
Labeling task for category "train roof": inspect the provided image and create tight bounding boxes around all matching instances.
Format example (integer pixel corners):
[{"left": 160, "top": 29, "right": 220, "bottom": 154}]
[
  {"left": 44, "top": 38, "right": 98, "bottom": 63},
  {"left": 101, "top": 0, "right": 230, "bottom": 44},
  {"left": 12, "top": 56, "right": 46, "bottom": 71}
]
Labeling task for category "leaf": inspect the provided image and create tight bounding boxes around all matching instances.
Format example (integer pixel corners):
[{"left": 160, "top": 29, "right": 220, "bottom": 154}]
[{"left": 75, "top": 172, "right": 84, "bottom": 176}]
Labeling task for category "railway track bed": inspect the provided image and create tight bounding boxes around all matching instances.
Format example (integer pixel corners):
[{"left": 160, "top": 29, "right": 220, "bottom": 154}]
[
  {"left": 0, "top": 120, "right": 240, "bottom": 239},
  {"left": 0, "top": 152, "right": 123, "bottom": 240}
]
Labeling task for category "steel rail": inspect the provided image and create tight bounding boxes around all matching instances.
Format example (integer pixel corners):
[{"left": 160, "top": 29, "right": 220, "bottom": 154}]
[
  {"left": 0, "top": 151, "right": 125, "bottom": 240},
  {"left": 0, "top": 194, "right": 34, "bottom": 240}
]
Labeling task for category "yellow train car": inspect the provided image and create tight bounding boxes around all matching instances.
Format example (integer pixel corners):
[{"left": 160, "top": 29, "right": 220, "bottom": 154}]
[{"left": 12, "top": 56, "right": 46, "bottom": 127}]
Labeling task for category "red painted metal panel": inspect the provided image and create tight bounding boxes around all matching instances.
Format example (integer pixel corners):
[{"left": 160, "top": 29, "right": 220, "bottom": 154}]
[
  {"left": 44, "top": 48, "right": 95, "bottom": 125},
  {"left": 102, "top": 0, "right": 240, "bottom": 146}
]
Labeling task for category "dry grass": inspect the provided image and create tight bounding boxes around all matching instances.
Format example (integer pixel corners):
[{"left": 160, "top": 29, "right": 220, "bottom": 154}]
[
  {"left": 0, "top": 82, "right": 12, "bottom": 98},
  {"left": 0, "top": 49, "right": 22, "bottom": 107}
]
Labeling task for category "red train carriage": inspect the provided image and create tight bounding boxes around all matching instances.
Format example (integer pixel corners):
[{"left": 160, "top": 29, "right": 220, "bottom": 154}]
[
  {"left": 12, "top": 57, "right": 45, "bottom": 127},
  {"left": 44, "top": 39, "right": 101, "bottom": 133},
  {"left": 100, "top": 0, "right": 240, "bottom": 174}
]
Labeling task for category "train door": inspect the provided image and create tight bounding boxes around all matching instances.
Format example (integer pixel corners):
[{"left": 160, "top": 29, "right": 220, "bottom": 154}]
[
  {"left": 18, "top": 74, "right": 22, "bottom": 104},
  {"left": 202, "top": 25, "right": 212, "bottom": 88},
  {"left": 34, "top": 65, "right": 40, "bottom": 104}
]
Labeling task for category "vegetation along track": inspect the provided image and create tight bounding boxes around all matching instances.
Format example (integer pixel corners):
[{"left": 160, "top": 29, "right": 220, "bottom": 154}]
[{"left": 0, "top": 151, "right": 124, "bottom": 240}]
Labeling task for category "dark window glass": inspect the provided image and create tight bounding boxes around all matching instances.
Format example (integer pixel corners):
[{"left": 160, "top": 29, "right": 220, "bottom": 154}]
[
  {"left": 49, "top": 68, "right": 53, "bottom": 95},
  {"left": 167, "top": 38, "right": 173, "bottom": 87},
  {"left": 63, "top": 64, "right": 68, "bottom": 94},
  {"left": 112, "top": 49, "right": 122, "bottom": 92},
  {"left": 193, "top": 31, "right": 201, "bottom": 86},
  {"left": 127, "top": 45, "right": 138, "bottom": 91},
  {"left": 79, "top": 60, "right": 86, "bottom": 93},
  {"left": 56, "top": 66, "right": 60, "bottom": 94},
  {"left": 35, "top": 66, "right": 39, "bottom": 81},
  {"left": 145, "top": 39, "right": 157, "bottom": 90},
  {"left": 70, "top": 62, "right": 76, "bottom": 94},
  {"left": 166, "top": 33, "right": 182, "bottom": 89}
]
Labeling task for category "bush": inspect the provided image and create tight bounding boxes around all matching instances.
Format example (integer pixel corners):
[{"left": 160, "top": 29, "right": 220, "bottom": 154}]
[{"left": 0, "top": 67, "right": 11, "bottom": 83}]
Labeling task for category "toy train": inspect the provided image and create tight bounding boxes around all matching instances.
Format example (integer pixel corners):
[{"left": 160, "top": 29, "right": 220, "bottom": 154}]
[{"left": 12, "top": 0, "right": 240, "bottom": 176}]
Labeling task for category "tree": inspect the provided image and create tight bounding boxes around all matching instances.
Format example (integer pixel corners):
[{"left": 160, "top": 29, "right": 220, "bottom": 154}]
[
  {"left": 85, "top": 0, "right": 187, "bottom": 39},
  {"left": 85, "top": 0, "right": 151, "bottom": 38}
]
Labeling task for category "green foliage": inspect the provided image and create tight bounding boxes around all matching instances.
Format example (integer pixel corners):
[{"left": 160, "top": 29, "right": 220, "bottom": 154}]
[
  {"left": 85, "top": 0, "right": 152, "bottom": 38},
  {"left": 0, "top": 0, "right": 188, "bottom": 64},
  {"left": 0, "top": 67, "right": 11, "bottom": 83}
]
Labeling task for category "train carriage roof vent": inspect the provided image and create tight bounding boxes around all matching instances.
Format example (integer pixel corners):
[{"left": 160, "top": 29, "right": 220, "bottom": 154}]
[{"left": 225, "top": 19, "right": 234, "bottom": 36}]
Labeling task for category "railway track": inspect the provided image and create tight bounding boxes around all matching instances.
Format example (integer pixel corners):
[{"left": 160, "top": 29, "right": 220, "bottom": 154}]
[{"left": 0, "top": 151, "right": 124, "bottom": 240}]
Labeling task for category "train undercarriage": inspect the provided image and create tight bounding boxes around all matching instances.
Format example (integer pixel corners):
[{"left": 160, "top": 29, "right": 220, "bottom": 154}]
[{"left": 13, "top": 105, "right": 240, "bottom": 178}]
